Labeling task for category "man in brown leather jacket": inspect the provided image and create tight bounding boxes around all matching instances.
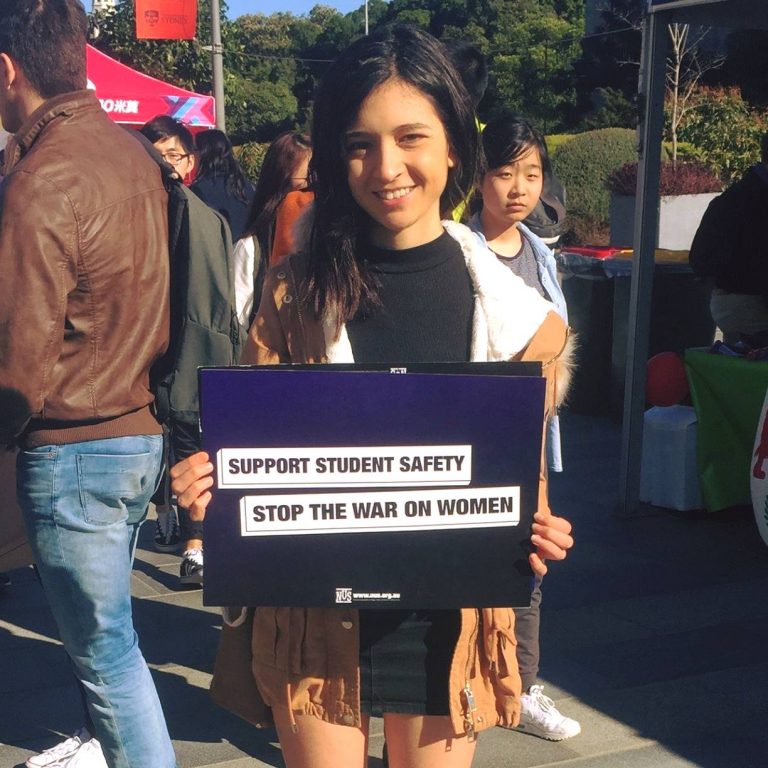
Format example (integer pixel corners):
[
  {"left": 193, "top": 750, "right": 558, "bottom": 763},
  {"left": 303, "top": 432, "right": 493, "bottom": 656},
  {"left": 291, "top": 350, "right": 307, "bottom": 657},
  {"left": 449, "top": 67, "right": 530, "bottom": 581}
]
[{"left": 0, "top": 2, "right": 175, "bottom": 766}]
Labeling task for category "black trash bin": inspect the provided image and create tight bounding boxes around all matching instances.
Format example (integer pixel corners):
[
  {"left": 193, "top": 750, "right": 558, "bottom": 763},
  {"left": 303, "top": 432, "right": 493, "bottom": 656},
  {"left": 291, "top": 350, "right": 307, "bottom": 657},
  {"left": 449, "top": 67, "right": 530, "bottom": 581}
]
[
  {"left": 557, "top": 251, "right": 716, "bottom": 418},
  {"left": 556, "top": 251, "right": 617, "bottom": 416}
]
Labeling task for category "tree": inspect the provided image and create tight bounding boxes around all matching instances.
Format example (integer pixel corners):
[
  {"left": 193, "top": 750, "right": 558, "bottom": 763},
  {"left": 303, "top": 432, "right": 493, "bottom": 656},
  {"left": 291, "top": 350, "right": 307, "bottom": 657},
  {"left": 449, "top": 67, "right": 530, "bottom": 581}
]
[
  {"left": 573, "top": 0, "right": 642, "bottom": 129},
  {"left": 665, "top": 23, "right": 723, "bottom": 165},
  {"left": 89, "top": 0, "right": 589, "bottom": 140},
  {"left": 677, "top": 87, "right": 768, "bottom": 183},
  {"left": 225, "top": 12, "right": 302, "bottom": 139},
  {"left": 89, "top": 0, "right": 228, "bottom": 93},
  {"left": 483, "top": 3, "right": 583, "bottom": 132}
]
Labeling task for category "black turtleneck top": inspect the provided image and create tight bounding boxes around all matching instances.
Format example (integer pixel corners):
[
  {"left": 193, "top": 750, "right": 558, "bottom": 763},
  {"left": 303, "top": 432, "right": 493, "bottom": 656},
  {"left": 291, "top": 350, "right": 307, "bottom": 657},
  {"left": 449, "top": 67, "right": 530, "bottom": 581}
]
[{"left": 346, "top": 231, "right": 474, "bottom": 363}]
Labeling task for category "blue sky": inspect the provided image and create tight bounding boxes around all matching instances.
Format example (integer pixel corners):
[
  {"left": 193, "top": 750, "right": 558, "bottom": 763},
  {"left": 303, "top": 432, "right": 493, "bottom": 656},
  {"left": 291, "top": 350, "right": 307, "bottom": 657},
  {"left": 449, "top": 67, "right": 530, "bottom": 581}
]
[
  {"left": 88, "top": 1, "right": 366, "bottom": 19},
  {"left": 224, "top": 0, "right": 364, "bottom": 17}
]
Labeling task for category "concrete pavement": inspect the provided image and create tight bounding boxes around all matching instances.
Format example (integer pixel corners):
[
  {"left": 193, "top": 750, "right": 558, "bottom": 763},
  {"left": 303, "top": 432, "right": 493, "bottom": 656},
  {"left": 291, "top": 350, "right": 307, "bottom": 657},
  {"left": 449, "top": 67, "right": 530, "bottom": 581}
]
[{"left": 2, "top": 412, "right": 767, "bottom": 767}]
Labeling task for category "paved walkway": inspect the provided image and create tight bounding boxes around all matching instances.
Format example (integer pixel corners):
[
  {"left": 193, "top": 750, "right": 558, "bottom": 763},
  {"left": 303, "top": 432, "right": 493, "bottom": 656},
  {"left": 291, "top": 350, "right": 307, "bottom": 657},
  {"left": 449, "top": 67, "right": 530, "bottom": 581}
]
[{"left": 2, "top": 413, "right": 767, "bottom": 767}]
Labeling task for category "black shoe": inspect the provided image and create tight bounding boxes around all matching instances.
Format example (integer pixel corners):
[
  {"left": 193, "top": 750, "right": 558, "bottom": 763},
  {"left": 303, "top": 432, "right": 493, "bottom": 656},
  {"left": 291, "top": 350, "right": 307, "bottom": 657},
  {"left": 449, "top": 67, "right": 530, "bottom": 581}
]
[
  {"left": 180, "top": 548, "right": 204, "bottom": 586},
  {"left": 153, "top": 508, "right": 181, "bottom": 553},
  {"left": 0, "top": 573, "right": 10, "bottom": 591}
]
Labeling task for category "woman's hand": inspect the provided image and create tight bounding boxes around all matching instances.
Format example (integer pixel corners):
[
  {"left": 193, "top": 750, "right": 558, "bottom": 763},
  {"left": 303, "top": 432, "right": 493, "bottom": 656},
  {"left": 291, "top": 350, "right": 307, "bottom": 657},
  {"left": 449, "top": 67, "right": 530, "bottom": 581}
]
[
  {"left": 169, "top": 451, "right": 215, "bottom": 517},
  {"left": 528, "top": 512, "right": 573, "bottom": 576}
]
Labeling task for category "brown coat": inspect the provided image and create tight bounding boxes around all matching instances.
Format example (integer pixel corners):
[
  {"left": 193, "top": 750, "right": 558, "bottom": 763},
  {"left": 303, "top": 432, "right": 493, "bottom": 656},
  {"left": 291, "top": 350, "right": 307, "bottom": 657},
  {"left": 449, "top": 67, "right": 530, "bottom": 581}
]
[
  {"left": 211, "top": 222, "right": 574, "bottom": 737},
  {"left": 0, "top": 91, "right": 169, "bottom": 448}
]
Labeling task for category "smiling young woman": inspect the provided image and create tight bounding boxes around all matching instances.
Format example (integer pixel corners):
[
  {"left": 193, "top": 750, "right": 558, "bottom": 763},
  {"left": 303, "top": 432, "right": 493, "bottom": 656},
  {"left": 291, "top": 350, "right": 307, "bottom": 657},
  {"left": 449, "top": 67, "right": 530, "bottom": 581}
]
[{"left": 171, "top": 24, "right": 575, "bottom": 768}]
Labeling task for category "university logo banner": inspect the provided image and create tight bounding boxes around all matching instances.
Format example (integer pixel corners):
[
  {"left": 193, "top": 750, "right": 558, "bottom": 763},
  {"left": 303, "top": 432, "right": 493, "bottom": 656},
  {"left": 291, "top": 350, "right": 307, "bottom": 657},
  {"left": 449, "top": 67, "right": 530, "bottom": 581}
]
[
  {"left": 200, "top": 364, "right": 546, "bottom": 609},
  {"left": 135, "top": 0, "right": 197, "bottom": 40}
]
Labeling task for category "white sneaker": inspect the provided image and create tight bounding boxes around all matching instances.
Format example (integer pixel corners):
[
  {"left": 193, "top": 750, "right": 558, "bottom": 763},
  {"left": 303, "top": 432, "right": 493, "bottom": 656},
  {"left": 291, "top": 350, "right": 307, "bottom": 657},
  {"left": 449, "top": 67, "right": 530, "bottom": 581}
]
[
  {"left": 25, "top": 728, "right": 105, "bottom": 767},
  {"left": 179, "top": 547, "right": 204, "bottom": 585},
  {"left": 62, "top": 739, "right": 108, "bottom": 767},
  {"left": 515, "top": 685, "right": 581, "bottom": 741}
]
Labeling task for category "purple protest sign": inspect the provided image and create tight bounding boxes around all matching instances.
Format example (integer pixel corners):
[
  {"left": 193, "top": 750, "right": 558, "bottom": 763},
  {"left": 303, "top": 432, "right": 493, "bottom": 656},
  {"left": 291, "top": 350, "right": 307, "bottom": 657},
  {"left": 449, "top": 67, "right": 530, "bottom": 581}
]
[{"left": 199, "top": 364, "right": 545, "bottom": 609}]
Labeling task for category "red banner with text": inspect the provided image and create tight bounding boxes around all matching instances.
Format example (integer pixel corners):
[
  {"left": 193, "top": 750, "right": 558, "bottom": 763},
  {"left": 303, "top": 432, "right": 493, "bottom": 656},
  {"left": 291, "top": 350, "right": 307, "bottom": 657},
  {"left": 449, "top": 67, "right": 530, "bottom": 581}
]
[{"left": 135, "top": 0, "right": 197, "bottom": 40}]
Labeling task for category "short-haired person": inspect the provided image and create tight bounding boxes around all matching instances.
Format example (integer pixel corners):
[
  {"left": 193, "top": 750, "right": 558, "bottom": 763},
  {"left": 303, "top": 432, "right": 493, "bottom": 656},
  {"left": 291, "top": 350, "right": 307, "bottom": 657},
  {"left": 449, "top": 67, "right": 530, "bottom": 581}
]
[
  {"left": 0, "top": 2, "right": 175, "bottom": 767},
  {"left": 171, "top": 24, "right": 574, "bottom": 768},
  {"left": 470, "top": 114, "right": 580, "bottom": 741},
  {"left": 139, "top": 115, "right": 204, "bottom": 580},
  {"left": 689, "top": 133, "right": 768, "bottom": 346},
  {"left": 140, "top": 113, "right": 196, "bottom": 185}
]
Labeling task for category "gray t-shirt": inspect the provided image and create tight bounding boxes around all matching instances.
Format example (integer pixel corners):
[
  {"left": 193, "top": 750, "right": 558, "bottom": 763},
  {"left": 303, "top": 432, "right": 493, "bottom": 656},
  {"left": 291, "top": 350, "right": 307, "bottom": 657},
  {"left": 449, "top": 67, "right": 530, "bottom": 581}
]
[{"left": 493, "top": 231, "right": 548, "bottom": 299}]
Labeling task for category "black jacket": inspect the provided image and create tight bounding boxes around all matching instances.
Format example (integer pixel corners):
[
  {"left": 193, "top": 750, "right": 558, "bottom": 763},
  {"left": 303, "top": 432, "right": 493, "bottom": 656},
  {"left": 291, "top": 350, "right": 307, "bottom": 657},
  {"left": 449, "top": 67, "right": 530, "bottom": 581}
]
[
  {"left": 190, "top": 175, "right": 255, "bottom": 242},
  {"left": 689, "top": 165, "right": 768, "bottom": 296}
]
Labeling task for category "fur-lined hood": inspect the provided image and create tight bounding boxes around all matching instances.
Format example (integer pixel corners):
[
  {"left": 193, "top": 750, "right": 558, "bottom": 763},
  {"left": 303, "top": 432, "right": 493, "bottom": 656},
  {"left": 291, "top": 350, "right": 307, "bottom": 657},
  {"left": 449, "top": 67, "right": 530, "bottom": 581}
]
[{"left": 259, "top": 211, "right": 574, "bottom": 407}]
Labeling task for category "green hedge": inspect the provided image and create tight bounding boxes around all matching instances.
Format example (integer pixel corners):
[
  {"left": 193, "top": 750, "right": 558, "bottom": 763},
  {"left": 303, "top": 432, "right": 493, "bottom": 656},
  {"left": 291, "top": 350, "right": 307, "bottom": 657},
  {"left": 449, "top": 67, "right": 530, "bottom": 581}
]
[
  {"left": 234, "top": 141, "right": 270, "bottom": 183},
  {"left": 551, "top": 128, "right": 637, "bottom": 224},
  {"left": 545, "top": 134, "right": 577, "bottom": 154}
]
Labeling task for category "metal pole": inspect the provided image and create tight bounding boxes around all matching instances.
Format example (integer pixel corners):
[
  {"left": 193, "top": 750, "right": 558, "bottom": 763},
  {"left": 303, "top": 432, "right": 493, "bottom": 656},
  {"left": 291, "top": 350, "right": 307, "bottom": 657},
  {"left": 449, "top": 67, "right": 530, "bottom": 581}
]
[
  {"left": 618, "top": 11, "right": 667, "bottom": 516},
  {"left": 365, "top": 0, "right": 369, "bottom": 35},
  {"left": 210, "top": 0, "right": 226, "bottom": 131}
]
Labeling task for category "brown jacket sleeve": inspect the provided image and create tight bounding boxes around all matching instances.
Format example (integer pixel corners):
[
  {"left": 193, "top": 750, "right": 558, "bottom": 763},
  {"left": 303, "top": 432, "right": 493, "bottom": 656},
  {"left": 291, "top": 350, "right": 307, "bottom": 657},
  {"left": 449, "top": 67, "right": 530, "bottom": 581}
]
[
  {"left": 515, "top": 311, "right": 575, "bottom": 516},
  {"left": 240, "top": 253, "right": 325, "bottom": 366},
  {"left": 240, "top": 266, "right": 292, "bottom": 366}
]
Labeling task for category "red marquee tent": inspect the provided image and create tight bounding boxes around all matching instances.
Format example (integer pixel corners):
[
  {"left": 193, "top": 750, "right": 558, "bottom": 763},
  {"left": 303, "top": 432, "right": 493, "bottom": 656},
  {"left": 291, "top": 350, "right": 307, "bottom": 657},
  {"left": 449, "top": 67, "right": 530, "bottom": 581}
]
[{"left": 86, "top": 44, "right": 215, "bottom": 128}]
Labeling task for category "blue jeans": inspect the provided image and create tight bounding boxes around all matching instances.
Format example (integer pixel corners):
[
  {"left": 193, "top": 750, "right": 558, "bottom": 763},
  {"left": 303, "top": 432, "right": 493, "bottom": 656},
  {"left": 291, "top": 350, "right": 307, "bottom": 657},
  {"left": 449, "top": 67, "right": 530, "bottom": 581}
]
[{"left": 17, "top": 435, "right": 176, "bottom": 768}]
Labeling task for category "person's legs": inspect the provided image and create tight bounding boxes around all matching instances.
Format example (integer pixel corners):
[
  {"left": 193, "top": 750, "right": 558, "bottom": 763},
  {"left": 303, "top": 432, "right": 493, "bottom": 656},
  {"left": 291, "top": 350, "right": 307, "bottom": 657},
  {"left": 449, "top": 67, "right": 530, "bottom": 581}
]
[
  {"left": 172, "top": 421, "right": 204, "bottom": 585},
  {"left": 511, "top": 576, "right": 580, "bottom": 741},
  {"left": 17, "top": 435, "right": 176, "bottom": 768},
  {"left": 76, "top": 676, "right": 97, "bottom": 736},
  {"left": 272, "top": 710, "right": 369, "bottom": 768},
  {"left": 513, "top": 575, "right": 543, "bottom": 691},
  {"left": 383, "top": 714, "right": 476, "bottom": 768}
]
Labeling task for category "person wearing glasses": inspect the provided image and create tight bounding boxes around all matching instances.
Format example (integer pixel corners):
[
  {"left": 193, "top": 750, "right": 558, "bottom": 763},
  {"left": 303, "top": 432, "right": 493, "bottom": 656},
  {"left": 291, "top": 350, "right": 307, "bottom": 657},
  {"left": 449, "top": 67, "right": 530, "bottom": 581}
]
[
  {"left": 134, "top": 115, "right": 200, "bottom": 570},
  {"left": 140, "top": 114, "right": 196, "bottom": 185}
]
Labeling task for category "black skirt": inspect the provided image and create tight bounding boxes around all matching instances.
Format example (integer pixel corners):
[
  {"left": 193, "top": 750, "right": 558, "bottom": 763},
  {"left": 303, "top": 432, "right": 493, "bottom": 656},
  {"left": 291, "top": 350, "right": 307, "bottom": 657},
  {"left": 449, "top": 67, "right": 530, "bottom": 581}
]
[{"left": 358, "top": 609, "right": 461, "bottom": 717}]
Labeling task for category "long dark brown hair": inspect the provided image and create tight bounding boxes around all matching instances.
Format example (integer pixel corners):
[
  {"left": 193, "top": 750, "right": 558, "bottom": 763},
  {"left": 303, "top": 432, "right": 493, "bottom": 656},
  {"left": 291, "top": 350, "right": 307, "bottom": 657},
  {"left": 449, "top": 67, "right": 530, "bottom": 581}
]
[
  {"left": 242, "top": 131, "right": 311, "bottom": 255},
  {"left": 194, "top": 129, "right": 252, "bottom": 204},
  {"left": 307, "top": 24, "right": 480, "bottom": 327}
]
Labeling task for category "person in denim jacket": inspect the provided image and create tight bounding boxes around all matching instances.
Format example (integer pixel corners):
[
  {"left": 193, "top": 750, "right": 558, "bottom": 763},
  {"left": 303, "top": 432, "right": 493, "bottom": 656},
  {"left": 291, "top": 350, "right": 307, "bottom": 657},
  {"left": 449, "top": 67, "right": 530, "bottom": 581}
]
[{"left": 470, "top": 113, "right": 580, "bottom": 743}]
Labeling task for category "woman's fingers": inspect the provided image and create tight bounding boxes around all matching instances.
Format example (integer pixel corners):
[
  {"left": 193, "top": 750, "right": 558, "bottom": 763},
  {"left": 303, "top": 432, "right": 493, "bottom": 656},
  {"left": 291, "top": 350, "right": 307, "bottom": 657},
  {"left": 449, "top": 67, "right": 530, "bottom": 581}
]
[
  {"left": 531, "top": 532, "right": 570, "bottom": 560},
  {"left": 531, "top": 524, "right": 573, "bottom": 553},
  {"left": 528, "top": 512, "right": 574, "bottom": 576},
  {"left": 168, "top": 450, "right": 210, "bottom": 480},
  {"left": 169, "top": 451, "right": 215, "bottom": 513},
  {"left": 529, "top": 552, "right": 549, "bottom": 576},
  {"left": 533, "top": 511, "right": 572, "bottom": 535}
]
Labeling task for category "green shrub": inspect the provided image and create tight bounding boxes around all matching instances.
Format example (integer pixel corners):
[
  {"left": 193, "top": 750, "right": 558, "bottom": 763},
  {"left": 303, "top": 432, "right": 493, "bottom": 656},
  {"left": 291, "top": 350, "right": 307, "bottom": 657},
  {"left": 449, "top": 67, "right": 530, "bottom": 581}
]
[
  {"left": 551, "top": 128, "right": 637, "bottom": 224},
  {"left": 234, "top": 141, "right": 270, "bottom": 182},
  {"left": 545, "top": 133, "right": 576, "bottom": 154},
  {"left": 677, "top": 87, "right": 768, "bottom": 184}
]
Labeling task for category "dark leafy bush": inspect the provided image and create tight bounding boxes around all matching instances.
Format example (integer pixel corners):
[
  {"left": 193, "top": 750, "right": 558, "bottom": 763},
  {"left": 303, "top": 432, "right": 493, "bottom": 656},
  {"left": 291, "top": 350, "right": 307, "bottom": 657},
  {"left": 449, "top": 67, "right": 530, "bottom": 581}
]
[
  {"left": 551, "top": 128, "right": 637, "bottom": 224},
  {"left": 606, "top": 161, "right": 724, "bottom": 196},
  {"left": 234, "top": 141, "right": 269, "bottom": 182},
  {"left": 560, "top": 215, "right": 610, "bottom": 247}
]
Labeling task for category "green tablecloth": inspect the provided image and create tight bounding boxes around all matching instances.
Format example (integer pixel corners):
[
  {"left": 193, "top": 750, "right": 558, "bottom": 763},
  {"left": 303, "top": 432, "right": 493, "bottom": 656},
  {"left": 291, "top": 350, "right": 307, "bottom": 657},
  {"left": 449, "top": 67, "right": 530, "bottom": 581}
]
[{"left": 684, "top": 349, "right": 768, "bottom": 511}]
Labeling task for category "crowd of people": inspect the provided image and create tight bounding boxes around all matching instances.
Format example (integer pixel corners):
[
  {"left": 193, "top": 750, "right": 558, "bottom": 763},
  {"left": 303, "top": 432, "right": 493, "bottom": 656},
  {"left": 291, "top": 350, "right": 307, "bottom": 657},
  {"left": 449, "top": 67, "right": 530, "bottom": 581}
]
[{"left": 0, "top": 2, "right": 578, "bottom": 767}]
